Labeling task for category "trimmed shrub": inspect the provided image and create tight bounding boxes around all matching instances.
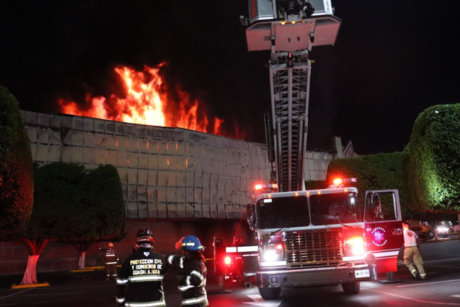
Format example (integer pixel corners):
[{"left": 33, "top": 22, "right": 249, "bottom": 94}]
[
  {"left": 327, "top": 152, "right": 416, "bottom": 217},
  {"left": 404, "top": 104, "right": 460, "bottom": 212},
  {"left": 29, "top": 162, "right": 125, "bottom": 241},
  {"left": 0, "top": 87, "right": 33, "bottom": 237}
]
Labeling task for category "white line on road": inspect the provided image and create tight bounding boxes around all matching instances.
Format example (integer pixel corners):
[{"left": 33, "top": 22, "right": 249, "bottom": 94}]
[
  {"left": 242, "top": 294, "right": 282, "bottom": 306},
  {"left": 451, "top": 295, "right": 460, "bottom": 298},
  {"left": 364, "top": 288, "right": 460, "bottom": 305},
  {"left": 0, "top": 288, "right": 34, "bottom": 301},
  {"left": 5, "top": 289, "right": 114, "bottom": 297},
  {"left": 398, "top": 279, "right": 460, "bottom": 288}
]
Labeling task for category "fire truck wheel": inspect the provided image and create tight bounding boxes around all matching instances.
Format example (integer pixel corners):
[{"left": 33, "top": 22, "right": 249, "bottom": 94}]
[
  {"left": 341, "top": 282, "right": 360, "bottom": 295},
  {"left": 258, "top": 287, "right": 281, "bottom": 300}
]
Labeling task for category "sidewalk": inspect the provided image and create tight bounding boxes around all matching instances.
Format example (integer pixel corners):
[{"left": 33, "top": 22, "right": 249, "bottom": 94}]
[{"left": 0, "top": 265, "right": 224, "bottom": 291}]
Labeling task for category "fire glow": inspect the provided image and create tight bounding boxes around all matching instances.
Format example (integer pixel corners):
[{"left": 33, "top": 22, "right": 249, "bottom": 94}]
[{"left": 58, "top": 63, "right": 244, "bottom": 139}]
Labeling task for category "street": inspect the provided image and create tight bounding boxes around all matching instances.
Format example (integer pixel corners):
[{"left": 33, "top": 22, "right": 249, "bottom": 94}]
[{"left": 0, "top": 238, "right": 459, "bottom": 307}]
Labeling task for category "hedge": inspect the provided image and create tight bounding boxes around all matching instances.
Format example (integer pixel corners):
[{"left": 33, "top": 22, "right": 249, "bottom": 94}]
[
  {"left": 404, "top": 104, "right": 460, "bottom": 212},
  {"left": 0, "top": 87, "right": 33, "bottom": 237}
]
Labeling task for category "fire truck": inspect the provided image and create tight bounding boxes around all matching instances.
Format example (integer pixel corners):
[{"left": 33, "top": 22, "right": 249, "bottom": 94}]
[
  {"left": 238, "top": 0, "right": 404, "bottom": 300},
  {"left": 246, "top": 181, "right": 404, "bottom": 299}
]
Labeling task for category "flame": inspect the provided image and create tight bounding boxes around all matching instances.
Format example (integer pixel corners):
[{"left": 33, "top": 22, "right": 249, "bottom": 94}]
[{"left": 58, "top": 63, "right": 244, "bottom": 139}]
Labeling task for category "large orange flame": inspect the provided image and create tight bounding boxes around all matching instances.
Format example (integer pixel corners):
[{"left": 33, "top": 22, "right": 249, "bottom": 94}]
[{"left": 58, "top": 63, "right": 244, "bottom": 139}]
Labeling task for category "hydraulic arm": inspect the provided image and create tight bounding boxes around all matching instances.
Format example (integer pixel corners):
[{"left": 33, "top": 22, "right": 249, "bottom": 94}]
[{"left": 244, "top": 0, "right": 341, "bottom": 191}]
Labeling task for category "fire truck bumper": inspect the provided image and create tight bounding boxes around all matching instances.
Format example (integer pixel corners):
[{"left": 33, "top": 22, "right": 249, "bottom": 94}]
[{"left": 256, "top": 264, "right": 377, "bottom": 288}]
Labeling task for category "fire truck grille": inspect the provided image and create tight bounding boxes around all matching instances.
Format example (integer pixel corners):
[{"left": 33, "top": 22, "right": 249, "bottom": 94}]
[{"left": 285, "top": 230, "right": 343, "bottom": 268}]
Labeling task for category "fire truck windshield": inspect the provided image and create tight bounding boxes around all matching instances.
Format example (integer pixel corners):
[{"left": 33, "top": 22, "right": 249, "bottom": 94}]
[
  {"left": 257, "top": 196, "right": 309, "bottom": 229},
  {"left": 310, "top": 193, "right": 359, "bottom": 225}
]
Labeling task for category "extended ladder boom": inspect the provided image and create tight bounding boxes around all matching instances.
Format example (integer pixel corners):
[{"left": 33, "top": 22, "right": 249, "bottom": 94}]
[{"left": 244, "top": 0, "right": 341, "bottom": 191}]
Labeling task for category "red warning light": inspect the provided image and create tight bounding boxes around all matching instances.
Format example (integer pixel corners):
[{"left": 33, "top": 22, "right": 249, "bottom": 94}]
[
  {"left": 333, "top": 178, "right": 342, "bottom": 185},
  {"left": 224, "top": 256, "right": 232, "bottom": 265}
]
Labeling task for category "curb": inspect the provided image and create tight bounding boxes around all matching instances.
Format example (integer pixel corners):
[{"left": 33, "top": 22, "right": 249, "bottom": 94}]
[{"left": 11, "top": 282, "right": 50, "bottom": 289}]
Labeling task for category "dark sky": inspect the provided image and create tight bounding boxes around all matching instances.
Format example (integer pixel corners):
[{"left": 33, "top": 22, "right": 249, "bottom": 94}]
[{"left": 1, "top": 1, "right": 460, "bottom": 155}]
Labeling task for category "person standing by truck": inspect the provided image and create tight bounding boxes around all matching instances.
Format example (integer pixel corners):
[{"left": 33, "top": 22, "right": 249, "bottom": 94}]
[
  {"left": 402, "top": 220, "right": 427, "bottom": 280},
  {"left": 99, "top": 242, "right": 117, "bottom": 281}
]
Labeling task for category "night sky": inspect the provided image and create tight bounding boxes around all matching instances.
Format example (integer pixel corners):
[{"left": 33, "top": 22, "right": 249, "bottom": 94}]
[{"left": 1, "top": 0, "right": 460, "bottom": 155}]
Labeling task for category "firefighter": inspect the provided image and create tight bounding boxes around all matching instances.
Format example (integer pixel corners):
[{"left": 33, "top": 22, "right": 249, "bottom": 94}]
[
  {"left": 116, "top": 228, "right": 168, "bottom": 307},
  {"left": 99, "top": 242, "right": 117, "bottom": 281},
  {"left": 168, "top": 235, "right": 208, "bottom": 307},
  {"left": 402, "top": 220, "right": 427, "bottom": 280}
]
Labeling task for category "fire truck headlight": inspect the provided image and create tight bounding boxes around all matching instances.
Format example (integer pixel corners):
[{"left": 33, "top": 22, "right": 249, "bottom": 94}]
[
  {"left": 437, "top": 226, "right": 448, "bottom": 233},
  {"left": 262, "top": 250, "right": 280, "bottom": 262},
  {"left": 364, "top": 252, "right": 375, "bottom": 265},
  {"left": 344, "top": 237, "right": 365, "bottom": 256}
]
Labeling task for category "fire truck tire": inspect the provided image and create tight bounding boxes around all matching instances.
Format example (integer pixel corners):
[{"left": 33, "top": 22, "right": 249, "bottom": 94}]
[
  {"left": 341, "top": 282, "right": 360, "bottom": 295},
  {"left": 258, "top": 287, "right": 281, "bottom": 300}
]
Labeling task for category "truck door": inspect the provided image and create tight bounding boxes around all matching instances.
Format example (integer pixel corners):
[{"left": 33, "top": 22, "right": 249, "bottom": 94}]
[{"left": 364, "top": 190, "right": 404, "bottom": 274}]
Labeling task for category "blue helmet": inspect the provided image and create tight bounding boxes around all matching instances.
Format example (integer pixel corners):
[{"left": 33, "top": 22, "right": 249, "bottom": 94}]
[{"left": 180, "top": 235, "right": 205, "bottom": 251}]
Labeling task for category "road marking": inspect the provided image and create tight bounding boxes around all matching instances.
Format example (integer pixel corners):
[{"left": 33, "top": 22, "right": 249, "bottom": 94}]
[
  {"left": 398, "top": 279, "right": 460, "bottom": 288},
  {"left": 0, "top": 288, "right": 34, "bottom": 301},
  {"left": 364, "top": 288, "right": 460, "bottom": 305},
  {"left": 9, "top": 289, "right": 114, "bottom": 297},
  {"left": 242, "top": 294, "right": 282, "bottom": 306},
  {"left": 451, "top": 295, "right": 460, "bottom": 298}
]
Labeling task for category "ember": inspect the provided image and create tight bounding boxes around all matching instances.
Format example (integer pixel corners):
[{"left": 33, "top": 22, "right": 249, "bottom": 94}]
[{"left": 59, "top": 63, "right": 244, "bottom": 139}]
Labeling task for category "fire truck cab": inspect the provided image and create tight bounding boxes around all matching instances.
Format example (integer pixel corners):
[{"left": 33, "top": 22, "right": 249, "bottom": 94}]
[{"left": 246, "top": 183, "right": 403, "bottom": 300}]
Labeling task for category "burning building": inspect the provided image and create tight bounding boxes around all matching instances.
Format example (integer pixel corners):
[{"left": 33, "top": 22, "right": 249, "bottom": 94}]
[{"left": 0, "top": 64, "right": 336, "bottom": 273}]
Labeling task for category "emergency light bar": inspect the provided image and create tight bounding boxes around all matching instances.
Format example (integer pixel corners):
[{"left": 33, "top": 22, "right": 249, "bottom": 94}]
[
  {"left": 254, "top": 183, "right": 279, "bottom": 192},
  {"left": 226, "top": 246, "right": 259, "bottom": 253},
  {"left": 328, "top": 178, "right": 357, "bottom": 188}
]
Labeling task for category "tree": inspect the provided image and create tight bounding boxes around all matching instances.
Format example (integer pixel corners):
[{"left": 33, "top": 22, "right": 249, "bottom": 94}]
[
  {"left": 0, "top": 86, "right": 33, "bottom": 237},
  {"left": 75, "top": 164, "right": 125, "bottom": 269},
  {"left": 21, "top": 163, "right": 125, "bottom": 284},
  {"left": 404, "top": 104, "right": 460, "bottom": 214},
  {"left": 327, "top": 152, "right": 419, "bottom": 218}
]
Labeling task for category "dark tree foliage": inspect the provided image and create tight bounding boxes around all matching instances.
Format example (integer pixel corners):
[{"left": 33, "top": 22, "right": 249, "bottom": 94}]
[
  {"left": 29, "top": 162, "right": 125, "bottom": 241},
  {"left": 0, "top": 86, "right": 33, "bottom": 237},
  {"left": 326, "top": 152, "right": 418, "bottom": 218},
  {"left": 21, "top": 162, "right": 125, "bottom": 283},
  {"left": 83, "top": 164, "right": 125, "bottom": 241},
  {"left": 304, "top": 179, "right": 328, "bottom": 190},
  {"left": 404, "top": 104, "right": 460, "bottom": 212}
]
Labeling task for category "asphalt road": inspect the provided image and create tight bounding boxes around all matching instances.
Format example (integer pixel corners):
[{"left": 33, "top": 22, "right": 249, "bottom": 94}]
[{"left": 0, "top": 237, "right": 459, "bottom": 307}]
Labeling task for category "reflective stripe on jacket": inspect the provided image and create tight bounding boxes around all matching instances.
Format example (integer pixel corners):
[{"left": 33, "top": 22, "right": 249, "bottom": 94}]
[{"left": 168, "top": 255, "right": 208, "bottom": 307}]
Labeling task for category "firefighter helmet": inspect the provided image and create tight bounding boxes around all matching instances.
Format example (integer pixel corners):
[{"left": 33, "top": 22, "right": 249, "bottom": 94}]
[
  {"left": 136, "top": 228, "right": 155, "bottom": 245},
  {"left": 180, "top": 235, "right": 205, "bottom": 251},
  {"left": 107, "top": 242, "right": 114, "bottom": 247}
]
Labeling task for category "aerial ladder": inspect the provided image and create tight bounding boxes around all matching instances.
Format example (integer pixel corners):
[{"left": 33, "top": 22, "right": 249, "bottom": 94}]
[{"left": 242, "top": 0, "right": 341, "bottom": 191}]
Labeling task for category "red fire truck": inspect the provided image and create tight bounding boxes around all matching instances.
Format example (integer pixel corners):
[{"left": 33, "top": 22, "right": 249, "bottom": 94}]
[
  {"left": 246, "top": 180, "right": 403, "bottom": 299},
  {"left": 238, "top": 0, "right": 404, "bottom": 300}
]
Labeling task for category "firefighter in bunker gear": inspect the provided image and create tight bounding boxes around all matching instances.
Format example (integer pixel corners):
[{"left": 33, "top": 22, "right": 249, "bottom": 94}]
[
  {"left": 168, "top": 235, "right": 208, "bottom": 307},
  {"left": 402, "top": 220, "right": 427, "bottom": 280},
  {"left": 116, "top": 228, "right": 168, "bottom": 307},
  {"left": 99, "top": 242, "right": 117, "bottom": 281}
]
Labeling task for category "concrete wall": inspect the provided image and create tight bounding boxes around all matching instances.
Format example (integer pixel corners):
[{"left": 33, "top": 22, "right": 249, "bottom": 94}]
[
  {"left": 0, "top": 111, "right": 333, "bottom": 275},
  {"left": 20, "top": 110, "right": 333, "bottom": 219}
]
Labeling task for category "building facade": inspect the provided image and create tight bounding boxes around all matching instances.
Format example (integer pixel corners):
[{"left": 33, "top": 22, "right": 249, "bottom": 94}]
[
  {"left": 0, "top": 111, "right": 335, "bottom": 274},
  {"left": 21, "top": 110, "right": 333, "bottom": 219}
]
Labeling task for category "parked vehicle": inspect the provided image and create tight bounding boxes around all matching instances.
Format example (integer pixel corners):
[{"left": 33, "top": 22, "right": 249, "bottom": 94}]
[
  {"left": 409, "top": 220, "right": 435, "bottom": 240},
  {"left": 434, "top": 221, "right": 453, "bottom": 238}
]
